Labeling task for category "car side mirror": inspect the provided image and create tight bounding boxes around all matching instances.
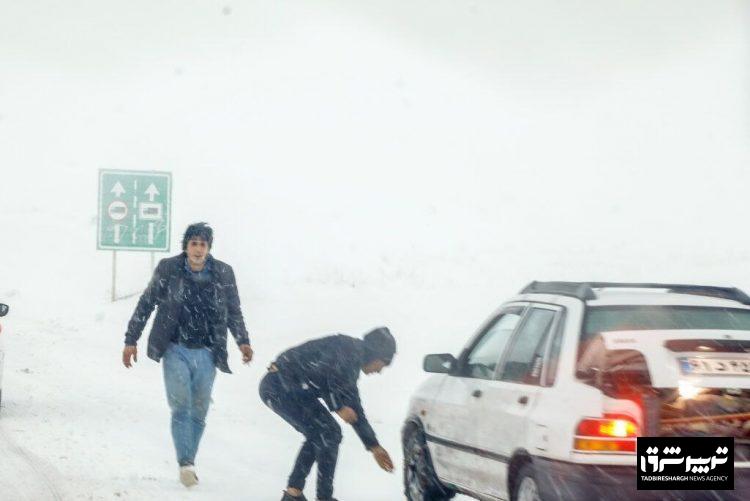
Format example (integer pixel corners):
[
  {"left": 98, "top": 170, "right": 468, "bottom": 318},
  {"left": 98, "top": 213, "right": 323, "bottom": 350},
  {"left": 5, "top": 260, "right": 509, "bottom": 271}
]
[
  {"left": 424, "top": 353, "right": 457, "bottom": 374},
  {"left": 0, "top": 304, "right": 8, "bottom": 317}
]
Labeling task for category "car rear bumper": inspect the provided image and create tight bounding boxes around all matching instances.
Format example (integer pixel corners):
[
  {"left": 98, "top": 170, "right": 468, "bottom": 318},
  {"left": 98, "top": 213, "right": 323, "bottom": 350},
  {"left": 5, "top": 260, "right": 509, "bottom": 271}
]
[{"left": 533, "top": 457, "right": 750, "bottom": 501}]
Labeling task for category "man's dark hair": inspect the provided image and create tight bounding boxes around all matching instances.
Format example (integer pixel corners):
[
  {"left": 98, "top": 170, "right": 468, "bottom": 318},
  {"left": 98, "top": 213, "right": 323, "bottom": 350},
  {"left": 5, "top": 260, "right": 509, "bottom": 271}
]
[{"left": 182, "top": 222, "right": 213, "bottom": 251}]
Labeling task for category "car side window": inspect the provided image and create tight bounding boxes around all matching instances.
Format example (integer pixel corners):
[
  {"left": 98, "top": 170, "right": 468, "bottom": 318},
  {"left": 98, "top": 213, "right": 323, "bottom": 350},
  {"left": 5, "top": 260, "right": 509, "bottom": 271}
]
[
  {"left": 499, "top": 307, "right": 557, "bottom": 384},
  {"left": 543, "top": 311, "right": 565, "bottom": 386},
  {"left": 464, "top": 310, "right": 523, "bottom": 380}
]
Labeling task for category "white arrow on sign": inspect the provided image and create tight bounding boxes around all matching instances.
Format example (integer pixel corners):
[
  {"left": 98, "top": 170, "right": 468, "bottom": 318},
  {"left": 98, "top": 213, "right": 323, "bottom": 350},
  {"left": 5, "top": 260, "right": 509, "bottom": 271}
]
[
  {"left": 114, "top": 224, "right": 121, "bottom": 244},
  {"left": 145, "top": 183, "right": 160, "bottom": 202},
  {"left": 111, "top": 182, "right": 126, "bottom": 198},
  {"left": 148, "top": 223, "right": 154, "bottom": 245}
]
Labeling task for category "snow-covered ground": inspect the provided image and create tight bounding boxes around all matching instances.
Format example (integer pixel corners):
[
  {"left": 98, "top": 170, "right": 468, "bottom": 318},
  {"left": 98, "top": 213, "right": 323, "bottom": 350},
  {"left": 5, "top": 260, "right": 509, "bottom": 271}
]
[{"left": 1, "top": 285, "right": 478, "bottom": 500}]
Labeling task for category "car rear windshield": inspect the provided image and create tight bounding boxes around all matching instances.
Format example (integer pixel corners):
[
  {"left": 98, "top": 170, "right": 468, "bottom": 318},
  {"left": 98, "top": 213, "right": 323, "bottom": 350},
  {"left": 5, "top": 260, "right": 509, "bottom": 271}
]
[{"left": 583, "top": 305, "right": 750, "bottom": 344}]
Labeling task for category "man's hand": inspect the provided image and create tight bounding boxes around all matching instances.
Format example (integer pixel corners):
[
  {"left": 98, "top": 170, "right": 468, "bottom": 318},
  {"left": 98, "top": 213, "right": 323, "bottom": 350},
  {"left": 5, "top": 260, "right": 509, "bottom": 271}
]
[
  {"left": 336, "top": 406, "right": 358, "bottom": 424},
  {"left": 371, "top": 445, "right": 394, "bottom": 472},
  {"left": 122, "top": 346, "right": 138, "bottom": 368},
  {"left": 239, "top": 344, "right": 253, "bottom": 364}
]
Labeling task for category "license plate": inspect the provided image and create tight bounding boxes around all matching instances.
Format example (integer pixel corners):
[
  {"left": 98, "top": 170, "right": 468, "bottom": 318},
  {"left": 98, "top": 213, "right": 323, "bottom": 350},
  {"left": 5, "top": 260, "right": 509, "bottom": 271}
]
[{"left": 680, "top": 357, "right": 750, "bottom": 375}]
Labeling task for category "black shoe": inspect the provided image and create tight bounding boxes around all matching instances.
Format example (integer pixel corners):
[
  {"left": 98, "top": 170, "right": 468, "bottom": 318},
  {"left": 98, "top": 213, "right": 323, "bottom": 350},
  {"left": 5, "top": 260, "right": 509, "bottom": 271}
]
[
  {"left": 281, "top": 492, "right": 308, "bottom": 501},
  {"left": 317, "top": 498, "right": 339, "bottom": 501}
]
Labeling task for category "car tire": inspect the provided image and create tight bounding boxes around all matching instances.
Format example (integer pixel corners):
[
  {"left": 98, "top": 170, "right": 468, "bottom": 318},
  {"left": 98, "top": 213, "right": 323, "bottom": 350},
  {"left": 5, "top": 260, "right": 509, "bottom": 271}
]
[
  {"left": 403, "top": 425, "right": 454, "bottom": 501},
  {"left": 512, "top": 462, "right": 542, "bottom": 501}
]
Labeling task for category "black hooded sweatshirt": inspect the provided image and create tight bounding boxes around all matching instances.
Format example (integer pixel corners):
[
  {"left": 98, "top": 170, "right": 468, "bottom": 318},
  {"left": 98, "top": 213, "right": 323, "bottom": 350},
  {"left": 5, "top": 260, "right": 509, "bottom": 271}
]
[{"left": 273, "top": 334, "right": 380, "bottom": 449}]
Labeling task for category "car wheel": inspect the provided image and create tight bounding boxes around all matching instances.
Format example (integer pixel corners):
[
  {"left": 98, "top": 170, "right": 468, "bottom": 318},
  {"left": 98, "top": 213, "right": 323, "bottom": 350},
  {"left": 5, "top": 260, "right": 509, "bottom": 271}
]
[
  {"left": 403, "top": 425, "right": 454, "bottom": 501},
  {"left": 513, "top": 463, "right": 541, "bottom": 501}
]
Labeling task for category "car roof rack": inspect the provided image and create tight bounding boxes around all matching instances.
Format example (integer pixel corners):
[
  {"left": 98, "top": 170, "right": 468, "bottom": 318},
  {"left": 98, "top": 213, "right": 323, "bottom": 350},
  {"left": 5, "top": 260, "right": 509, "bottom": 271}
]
[
  {"left": 520, "top": 281, "right": 750, "bottom": 305},
  {"left": 520, "top": 281, "right": 598, "bottom": 301}
]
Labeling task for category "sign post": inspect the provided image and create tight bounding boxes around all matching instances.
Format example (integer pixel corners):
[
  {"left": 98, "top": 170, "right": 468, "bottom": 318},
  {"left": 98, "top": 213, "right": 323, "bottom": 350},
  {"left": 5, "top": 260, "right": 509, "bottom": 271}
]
[{"left": 98, "top": 170, "right": 172, "bottom": 301}]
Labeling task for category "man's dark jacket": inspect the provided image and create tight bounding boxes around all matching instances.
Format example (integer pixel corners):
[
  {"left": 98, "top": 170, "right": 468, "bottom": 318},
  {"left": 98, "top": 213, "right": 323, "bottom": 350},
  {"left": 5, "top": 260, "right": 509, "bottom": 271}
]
[
  {"left": 124, "top": 253, "right": 250, "bottom": 373},
  {"left": 273, "top": 334, "right": 380, "bottom": 449}
]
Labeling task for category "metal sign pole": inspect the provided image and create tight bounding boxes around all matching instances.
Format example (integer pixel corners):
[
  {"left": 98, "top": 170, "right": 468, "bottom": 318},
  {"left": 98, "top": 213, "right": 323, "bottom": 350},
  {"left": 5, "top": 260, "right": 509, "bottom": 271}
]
[
  {"left": 150, "top": 251, "right": 155, "bottom": 271},
  {"left": 112, "top": 250, "right": 117, "bottom": 302}
]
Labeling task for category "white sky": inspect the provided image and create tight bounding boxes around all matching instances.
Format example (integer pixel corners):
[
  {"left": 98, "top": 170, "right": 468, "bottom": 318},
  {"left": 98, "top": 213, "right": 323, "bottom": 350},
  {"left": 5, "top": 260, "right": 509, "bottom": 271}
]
[{"left": 1, "top": 0, "right": 749, "bottom": 312}]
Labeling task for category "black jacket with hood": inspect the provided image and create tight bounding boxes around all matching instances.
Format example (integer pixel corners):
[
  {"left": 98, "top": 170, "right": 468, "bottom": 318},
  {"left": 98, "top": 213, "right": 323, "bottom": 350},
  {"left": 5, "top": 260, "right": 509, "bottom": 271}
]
[
  {"left": 124, "top": 253, "right": 250, "bottom": 373},
  {"left": 273, "top": 334, "right": 380, "bottom": 449}
]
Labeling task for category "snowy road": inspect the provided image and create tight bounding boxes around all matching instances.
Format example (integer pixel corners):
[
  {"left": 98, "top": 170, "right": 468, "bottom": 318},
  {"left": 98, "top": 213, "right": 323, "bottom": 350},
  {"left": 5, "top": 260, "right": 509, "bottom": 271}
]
[
  {"left": 0, "top": 423, "right": 65, "bottom": 501},
  {"left": 0, "top": 285, "right": 476, "bottom": 500}
]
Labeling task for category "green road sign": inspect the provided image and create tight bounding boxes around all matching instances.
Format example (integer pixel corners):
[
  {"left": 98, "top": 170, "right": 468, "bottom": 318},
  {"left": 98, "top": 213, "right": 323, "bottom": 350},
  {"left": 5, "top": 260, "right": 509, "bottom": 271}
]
[{"left": 98, "top": 170, "right": 172, "bottom": 251}]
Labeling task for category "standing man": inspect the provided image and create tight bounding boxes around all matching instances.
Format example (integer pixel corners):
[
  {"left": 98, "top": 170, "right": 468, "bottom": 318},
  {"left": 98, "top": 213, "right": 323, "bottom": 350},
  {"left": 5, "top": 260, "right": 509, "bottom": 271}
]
[
  {"left": 122, "top": 222, "right": 253, "bottom": 487},
  {"left": 259, "top": 327, "right": 396, "bottom": 501}
]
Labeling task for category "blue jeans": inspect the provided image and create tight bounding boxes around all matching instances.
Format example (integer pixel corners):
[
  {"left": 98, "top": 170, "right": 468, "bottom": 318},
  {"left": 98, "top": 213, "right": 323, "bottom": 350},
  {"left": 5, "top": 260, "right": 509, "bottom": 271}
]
[{"left": 162, "top": 343, "right": 216, "bottom": 466}]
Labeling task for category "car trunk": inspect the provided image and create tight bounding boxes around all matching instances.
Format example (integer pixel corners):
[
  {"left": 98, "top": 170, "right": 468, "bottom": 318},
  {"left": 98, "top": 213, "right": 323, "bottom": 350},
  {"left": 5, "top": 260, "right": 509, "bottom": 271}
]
[{"left": 577, "top": 329, "right": 750, "bottom": 462}]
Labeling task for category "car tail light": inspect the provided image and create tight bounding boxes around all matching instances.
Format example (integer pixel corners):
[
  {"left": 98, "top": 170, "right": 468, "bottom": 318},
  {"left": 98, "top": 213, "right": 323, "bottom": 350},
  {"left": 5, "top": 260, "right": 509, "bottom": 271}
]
[{"left": 574, "top": 416, "right": 638, "bottom": 453}]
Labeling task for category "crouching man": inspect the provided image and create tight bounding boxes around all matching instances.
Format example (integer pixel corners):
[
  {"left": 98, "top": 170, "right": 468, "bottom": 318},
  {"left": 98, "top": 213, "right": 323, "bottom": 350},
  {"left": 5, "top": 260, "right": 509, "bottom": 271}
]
[{"left": 260, "top": 327, "right": 396, "bottom": 501}]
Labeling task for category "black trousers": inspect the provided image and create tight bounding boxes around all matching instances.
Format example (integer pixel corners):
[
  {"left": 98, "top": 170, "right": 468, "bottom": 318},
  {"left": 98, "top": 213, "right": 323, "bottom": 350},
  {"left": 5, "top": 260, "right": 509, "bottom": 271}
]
[{"left": 259, "top": 371, "right": 342, "bottom": 499}]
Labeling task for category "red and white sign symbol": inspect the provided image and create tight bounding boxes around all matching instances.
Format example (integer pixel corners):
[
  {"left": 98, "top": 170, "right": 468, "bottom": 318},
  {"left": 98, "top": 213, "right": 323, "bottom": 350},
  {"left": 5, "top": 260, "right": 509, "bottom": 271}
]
[{"left": 108, "top": 200, "right": 128, "bottom": 221}]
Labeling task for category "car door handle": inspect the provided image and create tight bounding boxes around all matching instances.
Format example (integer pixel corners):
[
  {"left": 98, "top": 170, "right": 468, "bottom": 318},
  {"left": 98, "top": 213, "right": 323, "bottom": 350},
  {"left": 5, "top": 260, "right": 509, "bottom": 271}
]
[
  {"left": 472, "top": 389, "right": 482, "bottom": 398},
  {"left": 518, "top": 395, "right": 529, "bottom": 405}
]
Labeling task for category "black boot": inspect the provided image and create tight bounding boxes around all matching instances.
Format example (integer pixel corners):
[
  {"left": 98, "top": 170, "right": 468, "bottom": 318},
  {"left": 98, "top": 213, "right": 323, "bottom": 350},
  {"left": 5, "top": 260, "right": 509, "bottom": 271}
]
[{"left": 281, "top": 492, "right": 308, "bottom": 501}]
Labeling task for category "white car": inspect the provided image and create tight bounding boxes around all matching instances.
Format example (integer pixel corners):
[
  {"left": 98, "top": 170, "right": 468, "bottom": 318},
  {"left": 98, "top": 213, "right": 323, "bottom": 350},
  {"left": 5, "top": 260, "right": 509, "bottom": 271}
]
[
  {"left": 403, "top": 282, "right": 750, "bottom": 500},
  {"left": 0, "top": 302, "right": 8, "bottom": 410}
]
